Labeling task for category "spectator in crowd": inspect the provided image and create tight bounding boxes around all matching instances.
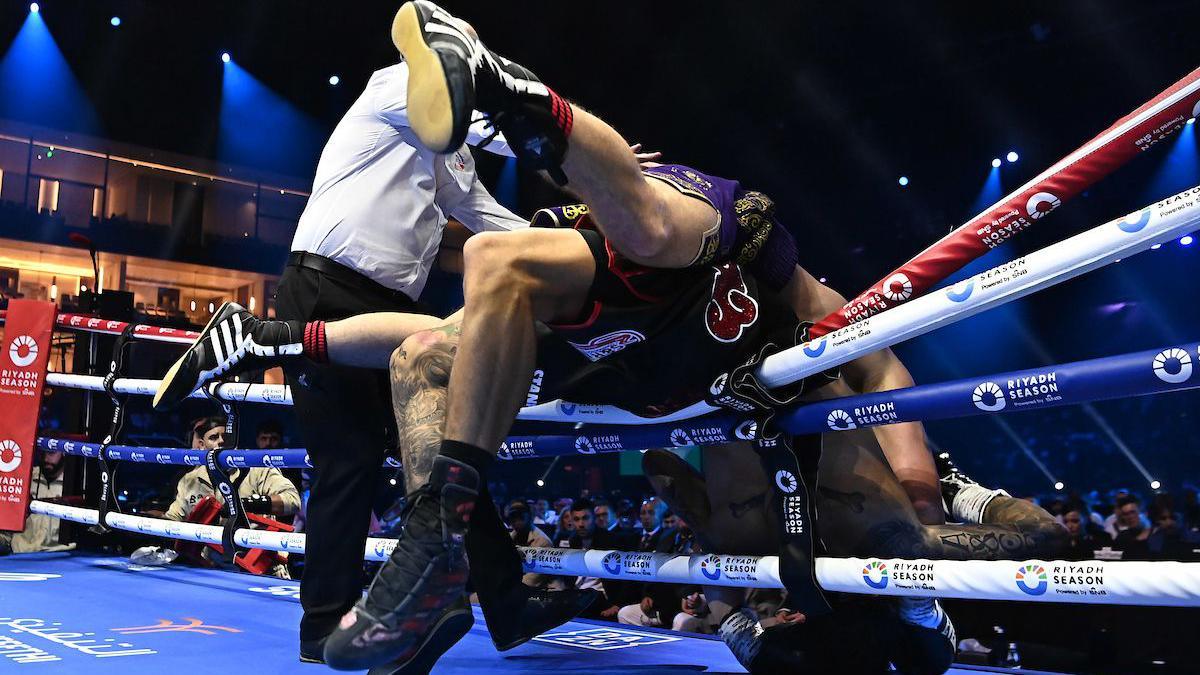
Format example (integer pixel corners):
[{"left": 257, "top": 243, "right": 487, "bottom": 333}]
[
  {"left": 163, "top": 417, "right": 301, "bottom": 577},
  {"left": 1061, "top": 508, "right": 1113, "bottom": 561},
  {"left": 594, "top": 500, "right": 619, "bottom": 533},
  {"left": 567, "top": 498, "right": 622, "bottom": 619},
  {"left": 1146, "top": 505, "right": 1200, "bottom": 561},
  {"left": 1108, "top": 495, "right": 1150, "bottom": 550},
  {"left": 662, "top": 510, "right": 679, "bottom": 533},
  {"left": 617, "top": 498, "right": 638, "bottom": 530},
  {"left": 552, "top": 505, "right": 576, "bottom": 547},
  {"left": 256, "top": 419, "right": 284, "bottom": 449},
  {"left": 636, "top": 497, "right": 669, "bottom": 549},
  {"left": 0, "top": 448, "right": 68, "bottom": 554},
  {"left": 618, "top": 515, "right": 704, "bottom": 630},
  {"left": 533, "top": 498, "right": 555, "bottom": 527},
  {"left": 504, "top": 501, "right": 561, "bottom": 589},
  {"left": 1104, "top": 491, "right": 1150, "bottom": 537}
]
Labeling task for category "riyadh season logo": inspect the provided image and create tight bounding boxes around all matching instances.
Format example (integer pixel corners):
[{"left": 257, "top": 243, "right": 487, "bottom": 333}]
[
  {"left": 602, "top": 552, "right": 622, "bottom": 575},
  {"left": 862, "top": 560, "right": 889, "bottom": 590},
  {"left": 8, "top": 334, "right": 38, "bottom": 367},
  {"left": 1152, "top": 348, "right": 1193, "bottom": 384},
  {"left": 946, "top": 280, "right": 975, "bottom": 303},
  {"left": 882, "top": 273, "right": 913, "bottom": 302},
  {"left": 669, "top": 429, "right": 692, "bottom": 447},
  {"left": 1015, "top": 563, "right": 1048, "bottom": 596},
  {"left": 1026, "top": 192, "right": 1061, "bottom": 220},
  {"left": 826, "top": 409, "right": 856, "bottom": 430},
  {"left": 699, "top": 555, "right": 722, "bottom": 581},
  {"left": 574, "top": 436, "right": 596, "bottom": 455},
  {"left": 802, "top": 338, "right": 827, "bottom": 358},
  {"left": 972, "top": 382, "right": 1006, "bottom": 412},
  {"left": 1117, "top": 208, "right": 1152, "bottom": 233},
  {"left": 734, "top": 420, "right": 758, "bottom": 441},
  {"left": 0, "top": 439, "right": 23, "bottom": 473},
  {"left": 774, "top": 470, "right": 799, "bottom": 494}
]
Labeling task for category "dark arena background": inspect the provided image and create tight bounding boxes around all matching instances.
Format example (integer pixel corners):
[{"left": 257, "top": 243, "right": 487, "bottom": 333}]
[{"left": 0, "top": 2, "right": 1198, "bottom": 674}]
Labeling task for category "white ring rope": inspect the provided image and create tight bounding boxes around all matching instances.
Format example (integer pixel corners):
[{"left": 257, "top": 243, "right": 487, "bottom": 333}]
[
  {"left": 44, "top": 372, "right": 292, "bottom": 405},
  {"left": 30, "top": 500, "right": 1200, "bottom": 607}
]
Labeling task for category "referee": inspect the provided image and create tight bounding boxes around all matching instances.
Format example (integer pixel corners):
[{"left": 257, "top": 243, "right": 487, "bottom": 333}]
[{"left": 278, "top": 62, "right": 578, "bottom": 666}]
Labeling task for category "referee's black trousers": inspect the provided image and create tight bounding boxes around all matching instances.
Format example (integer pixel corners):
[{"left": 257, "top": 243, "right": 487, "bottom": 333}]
[
  {"left": 276, "top": 259, "right": 412, "bottom": 642},
  {"left": 276, "top": 256, "right": 527, "bottom": 642}
]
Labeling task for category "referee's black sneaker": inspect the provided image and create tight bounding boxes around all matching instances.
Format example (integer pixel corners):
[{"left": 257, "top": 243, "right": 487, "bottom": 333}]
[{"left": 153, "top": 302, "right": 304, "bottom": 410}]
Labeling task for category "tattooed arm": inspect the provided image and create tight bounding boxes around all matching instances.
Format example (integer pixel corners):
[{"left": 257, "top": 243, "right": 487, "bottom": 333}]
[{"left": 390, "top": 322, "right": 462, "bottom": 493}]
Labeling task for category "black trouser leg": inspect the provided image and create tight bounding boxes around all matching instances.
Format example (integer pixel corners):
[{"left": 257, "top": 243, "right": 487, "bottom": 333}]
[{"left": 275, "top": 266, "right": 406, "bottom": 642}]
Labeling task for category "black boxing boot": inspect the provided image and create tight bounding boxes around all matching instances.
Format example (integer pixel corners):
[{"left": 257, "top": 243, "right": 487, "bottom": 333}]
[
  {"left": 466, "top": 485, "right": 598, "bottom": 650},
  {"left": 391, "top": 0, "right": 573, "bottom": 183},
  {"left": 323, "top": 456, "right": 478, "bottom": 671},
  {"left": 153, "top": 302, "right": 314, "bottom": 410}
]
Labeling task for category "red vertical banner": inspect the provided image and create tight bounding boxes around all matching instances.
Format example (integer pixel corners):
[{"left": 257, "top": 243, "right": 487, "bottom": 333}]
[{"left": 0, "top": 300, "right": 55, "bottom": 532}]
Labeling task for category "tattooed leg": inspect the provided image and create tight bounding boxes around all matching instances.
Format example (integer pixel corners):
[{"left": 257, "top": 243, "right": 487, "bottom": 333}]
[{"left": 389, "top": 322, "right": 462, "bottom": 492}]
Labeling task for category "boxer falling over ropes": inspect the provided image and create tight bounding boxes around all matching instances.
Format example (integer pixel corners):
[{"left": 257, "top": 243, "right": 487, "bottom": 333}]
[{"left": 154, "top": 1, "right": 1059, "bottom": 669}]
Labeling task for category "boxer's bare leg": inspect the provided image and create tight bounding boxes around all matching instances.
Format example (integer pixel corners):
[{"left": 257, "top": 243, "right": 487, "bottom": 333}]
[
  {"left": 325, "top": 311, "right": 455, "bottom": 369},
  {"left": 444, "top": 228, "right": 595, "bottom": 453},
  {"left": 554, "top": 110, "right": 716, "bottom": 267},
  {"left": 390, "top": 322, "right": 462, "bottom": 491}
]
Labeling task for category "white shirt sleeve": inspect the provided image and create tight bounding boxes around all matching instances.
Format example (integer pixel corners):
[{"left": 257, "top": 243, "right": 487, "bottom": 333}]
[{"left": 450, "top": 176, "right": 529, "bottom": 232}]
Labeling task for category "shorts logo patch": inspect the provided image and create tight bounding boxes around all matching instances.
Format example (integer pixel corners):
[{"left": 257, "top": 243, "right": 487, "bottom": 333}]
[
  {"left": 705, "top": 264, "right": 759, "bottom": 343},
  {"left": 568, "top": 330, "right": 646, "bottom": 362}
]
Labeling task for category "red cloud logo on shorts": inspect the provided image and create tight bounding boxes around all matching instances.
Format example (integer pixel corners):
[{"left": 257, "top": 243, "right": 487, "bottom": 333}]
[{"left": 705, "top": 264, "right": 758, "bottom": 343}]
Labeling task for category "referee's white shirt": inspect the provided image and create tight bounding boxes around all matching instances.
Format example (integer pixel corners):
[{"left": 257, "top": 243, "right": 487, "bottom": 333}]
[{"left": 291, "top": 63, "right": 526, "bottom": 300}]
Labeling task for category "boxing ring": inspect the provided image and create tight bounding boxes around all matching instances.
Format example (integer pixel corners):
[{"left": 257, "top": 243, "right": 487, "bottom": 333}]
[{"left": 4, "top": 67, "right": 1200, "bottom": 673}]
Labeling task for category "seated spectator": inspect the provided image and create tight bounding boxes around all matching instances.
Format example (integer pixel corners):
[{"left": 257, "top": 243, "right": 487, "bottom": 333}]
[
  {"left": 618, "top": 516, "right": 704, "bottom": 631},
  {"left": 0, "top": 448, "right": 69, "bottom": 554},
  {"left": 1108, "top": 495, "right": 1150, "bottom": 556},
  {"left": 504, "top": 500, "right": 561, "bottom": 589},
  {"left": 163, "top": 417, "right": 300, "bottom": 577},
  {"left": 1061, "top": 508, "right": 1113, "bottom": 561},
  {"left": 1104, "top": 490, "right": 1150, "bottom": 537},
  {"left": 593, "top": 499, "right": 620, "bottom": 533},
  {"left": 567, "top": 498, "right": 623, "bottom": 619},
  {"left": 532, "top": 498, "right": 555, "bottom": 527},
  {"left": 1147, "top": 505, "right": 1200, "bottom": 561},
  {"left": 552, "top": 504, "right": 576, "bottom": 546},
  {"left": 636, "top": 497, "right": 669, "bottom": 550},
  {"left": 255, "top": 419, "right": 284, "bottom": 449}
]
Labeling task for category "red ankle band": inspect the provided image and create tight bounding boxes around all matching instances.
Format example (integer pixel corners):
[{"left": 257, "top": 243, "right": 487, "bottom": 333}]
[
  {"left": 548, "top": 88, "right": 573, "bottom": 138},
  {"left": 303, "top": 321, "right": 328, "bottom": 363}
]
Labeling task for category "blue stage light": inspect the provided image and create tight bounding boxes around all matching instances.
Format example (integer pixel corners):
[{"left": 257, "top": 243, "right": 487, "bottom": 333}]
[
  {"left": 29, "top": 3, "right": 39, "bottom": 13},
  {"left": 1189, "top": 118, "right": 1196, "bottom": 125},
  {"left": 221, "top": 52, "right": 231, "bottom": 64},
  {"left": 1006, "top": 151, "right": 1019, "bottom": 163},
  {"left": 328, "top": 75, "right": 340, "bottom": 86},
  {"left": 110, "top": 16, "right": 120, "bottom": 27},
  {"left": 1181, "top": 235, "right": 1194, "bottom": 246},
  {"left": 991, "top": 157, "right": 1002, "bottom": 168},
  {"left": 898, "top": 176, "right": 909, "bottom": 187}
]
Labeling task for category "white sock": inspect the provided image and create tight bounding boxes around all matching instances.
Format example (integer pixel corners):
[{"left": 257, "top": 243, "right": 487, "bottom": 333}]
[{"left": 950, "top": 483, "right": 1008, "bottom": 524}]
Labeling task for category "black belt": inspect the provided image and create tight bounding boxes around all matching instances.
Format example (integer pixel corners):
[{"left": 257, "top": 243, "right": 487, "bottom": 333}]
[{"left": 286, "top": 251, "right": 417, "bottom": 307}]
